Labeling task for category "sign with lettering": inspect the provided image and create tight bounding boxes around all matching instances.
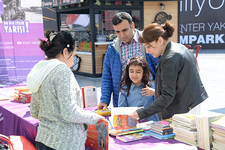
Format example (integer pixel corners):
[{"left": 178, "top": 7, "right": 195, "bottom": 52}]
[
  {"left": 0, "top": 0, "right": 45, "bottom": 84},
  {"left": 42, "top": 0, "right": 84, "bottom": 7},
  {"left": 179, "top": 0, "right": 225, "bottom": 49}
]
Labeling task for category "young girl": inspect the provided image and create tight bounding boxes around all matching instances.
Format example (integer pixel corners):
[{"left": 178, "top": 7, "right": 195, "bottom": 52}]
[{"left": 118, "top": 56, "right": 159, "bottom": 121}]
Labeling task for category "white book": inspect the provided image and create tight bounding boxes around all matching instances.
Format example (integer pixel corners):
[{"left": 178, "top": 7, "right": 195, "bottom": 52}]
[{"left": 81, "top": 86, "right": 98, "bottom": 108}]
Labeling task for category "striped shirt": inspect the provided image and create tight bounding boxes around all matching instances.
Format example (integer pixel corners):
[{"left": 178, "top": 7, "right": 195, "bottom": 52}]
[{"left": 121, "top": 30, "right": 153, "bottom": 80}]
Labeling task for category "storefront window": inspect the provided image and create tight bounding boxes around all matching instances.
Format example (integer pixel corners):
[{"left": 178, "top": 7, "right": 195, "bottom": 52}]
[
  {"left": 60, "top": 14, "right": 92, "bottom": 52},
  {"left": 95, "top": 10, "right": 141, "bottom": 42}
]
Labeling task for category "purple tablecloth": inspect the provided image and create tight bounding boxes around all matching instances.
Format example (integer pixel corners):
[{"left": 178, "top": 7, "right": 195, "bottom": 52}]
[
  {"left": 0, "top": 100, "right": 39, "bottom": 146},
  {"left": 0, "top": 100, "right": 203, "bottom": 150}
]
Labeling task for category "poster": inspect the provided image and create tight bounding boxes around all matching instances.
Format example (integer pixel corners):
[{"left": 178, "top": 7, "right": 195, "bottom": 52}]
[
  {"left": 42, "top": 0, "right": 83, "bottom": 7},
  {"left": 179, "top": 0, "right": 225, "bottom": 49},
  {"left": 0, "top": 0, "right": 45, "bottom": 85}
]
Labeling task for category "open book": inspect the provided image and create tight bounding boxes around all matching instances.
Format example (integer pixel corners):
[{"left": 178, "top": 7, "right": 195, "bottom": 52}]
[
  {"left": 108, "top": 107, "right": 140, "bottom": 136},
  {"left": 108, "top": 107, "right": 154, "bottom": 137}
]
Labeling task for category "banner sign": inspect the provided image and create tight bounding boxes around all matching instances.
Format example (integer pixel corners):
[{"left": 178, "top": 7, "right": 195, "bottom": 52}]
[
  {"left": 179, "top": 0, "right": 225, "bottom": 49},
  {"left": 0, "top": 0, "right": 4, "bottom": 15},
  {"left": 0, "top": 0, "right": 45, "bottom": 85},
  {"left": 42, "top": 0, "right": 84, "bottom": 7}
]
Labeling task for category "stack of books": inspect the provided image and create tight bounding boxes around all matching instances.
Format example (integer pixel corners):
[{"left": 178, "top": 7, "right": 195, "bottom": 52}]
[
  {"left": 145, "top": 120, "right": 175, "bottom": 140},
  {"left": 14, "top": 87, "right": 31, "bottom": 103},
  {"left": 210, "top": 115, "right": 225, "bottom": 150},
  {"left": 171, "top": 113, "right": 198, "bottom": 146}
]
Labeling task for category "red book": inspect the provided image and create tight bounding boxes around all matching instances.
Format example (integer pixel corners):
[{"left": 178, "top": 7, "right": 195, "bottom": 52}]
[{"left": 85, "top": 119, "right": 109, "bottom": 150}]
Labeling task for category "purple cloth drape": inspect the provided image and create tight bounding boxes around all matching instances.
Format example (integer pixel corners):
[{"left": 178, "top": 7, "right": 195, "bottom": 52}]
[{"left": 1, "top": 100, "right": 203, "bottom": 150}]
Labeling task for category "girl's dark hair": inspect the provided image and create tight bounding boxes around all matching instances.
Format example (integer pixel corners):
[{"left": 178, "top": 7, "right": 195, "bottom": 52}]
[
  {"left": 119, "top": 56, "right": 151, "bottom": 97},
  {"left": 112, "top": 12, "right": 133, "bottom": 27},
  {"left": 138, "top": 21, "right": 174, "bottom": 44},
  {"left": 39, "top": 30, "right": 75, "bottom": 59}
]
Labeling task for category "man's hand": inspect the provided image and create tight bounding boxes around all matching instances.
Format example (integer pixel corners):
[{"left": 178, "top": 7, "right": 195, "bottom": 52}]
[
  {"left": 128, "top": 111, "right": 140, "bottom": 120},
  {"left": 97, "top": 103, "right": 108, "bottom": 110}
]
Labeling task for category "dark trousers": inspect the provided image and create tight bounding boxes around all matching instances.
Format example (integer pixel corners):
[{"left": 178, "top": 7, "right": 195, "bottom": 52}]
[{"left": 36, "top": 142, "right": 55, "bottom": 150}]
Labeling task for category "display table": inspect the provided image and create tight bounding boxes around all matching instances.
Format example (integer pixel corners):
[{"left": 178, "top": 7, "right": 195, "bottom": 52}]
[{"left": 0, "top": 100, "right": 203, "bottom": 150}]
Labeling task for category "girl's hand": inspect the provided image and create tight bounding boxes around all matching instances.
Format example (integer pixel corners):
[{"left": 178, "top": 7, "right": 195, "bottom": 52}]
[{"left": 141, "top": 85, "right": 155, "bottom": 97}]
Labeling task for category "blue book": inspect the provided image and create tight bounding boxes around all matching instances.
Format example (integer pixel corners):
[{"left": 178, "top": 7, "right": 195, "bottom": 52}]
[{"left": 145, "top": 130, "right": 175, "bottom": 140}]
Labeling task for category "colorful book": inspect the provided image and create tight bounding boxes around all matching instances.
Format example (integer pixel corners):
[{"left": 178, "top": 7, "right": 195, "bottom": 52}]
[
  {"left": 117, "top": 129, "right": 144, "bottom": 136},
  {"left": 150, "top": 121, "right": 172, "bottom": 131},
  {"left": 150, "top": 128, "right": 173, "bottom": 135},
  {"left": 108, "top": 115, "right": 141, "bottom": 136},
  {"left": 85, "top": 119, "right": 109, "bottom": 150},
  {"left": 116, "top": 131, "right": 151, "bottom": 142},
  {"left": 95, "top": 109, "right": 111, "bottom": 116},
  {"left": 113, "top": 114, "right": 137, "bottom": 130},
  {"left": 145, "top": 130, "right": 175, "bottom": 140}
]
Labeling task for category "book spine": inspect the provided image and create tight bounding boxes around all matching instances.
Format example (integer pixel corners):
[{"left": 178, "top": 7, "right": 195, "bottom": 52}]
[
  {"left": 81, "top": 87, "right": 85, "bottom": 108},
  {"left": 117, "top": 129, "right": 144, "bottom": 136}
]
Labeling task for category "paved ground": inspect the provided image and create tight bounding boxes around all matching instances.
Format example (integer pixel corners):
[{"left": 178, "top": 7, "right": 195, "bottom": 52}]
[{"left": 75, "top": 49, "right": 225, "bottom": 114}]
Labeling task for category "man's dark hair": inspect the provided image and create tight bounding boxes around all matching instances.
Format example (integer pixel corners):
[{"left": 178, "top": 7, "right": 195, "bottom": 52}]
[{"left": 112, "top": 12, "right": 133, "bottom": 26}]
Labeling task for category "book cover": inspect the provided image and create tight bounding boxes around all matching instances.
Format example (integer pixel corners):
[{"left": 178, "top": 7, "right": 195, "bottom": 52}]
[
  {"left": 145, "top": 130, "right": 175, "bottom": 140},
  {"left": 109, "top": 108, "right": 140, "bottom": 136},
  {"left": 95, "top": 109, "right": 111, "bottom": 116},
  {"left": 116, "top": 131, "right": 151, "bottom": 142},
  {"left": 85, "top": 119, "right": 109, "bottom": 150},
  {"left": 108, "top": 116, "right": 142, "bottom": 136},
  {"left": 113, "top": 114, "right": 137, "bottom": 130},
  {"left": 81, "top": 86, "right": 97, "bottom": 108}
]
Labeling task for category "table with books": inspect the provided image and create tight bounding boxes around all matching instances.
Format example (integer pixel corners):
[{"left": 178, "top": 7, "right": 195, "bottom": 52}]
[
  {"left": 0, "top": 87, "right": 205, "bottom": 150},
  {"left": 0, "top": 100, "right": 205, "bottom": 150},
  {"left": 85, "top": 107, "right": 204, "bottom": 150}
]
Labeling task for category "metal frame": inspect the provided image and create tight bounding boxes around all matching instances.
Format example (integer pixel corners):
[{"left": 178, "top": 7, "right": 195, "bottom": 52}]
[{"left": 54, "top": 1, "right": 144, "bottom": 77}]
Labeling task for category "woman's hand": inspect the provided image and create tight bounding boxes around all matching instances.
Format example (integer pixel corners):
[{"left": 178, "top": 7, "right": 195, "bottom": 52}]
[
  {"left": 128, "top": 111, "right": 140, "bottom": 121},
  {"left": 141, "top": 85, "right": 155, "bottom": 97}
]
